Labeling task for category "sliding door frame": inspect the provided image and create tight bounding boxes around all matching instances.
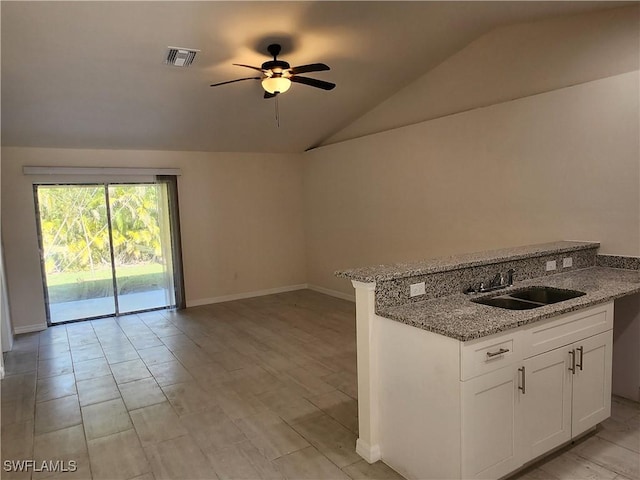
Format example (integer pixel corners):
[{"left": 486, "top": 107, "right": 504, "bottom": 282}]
[
  {"left": 103, "top": 185, "right": 121, "bottom": 315},
  {"left": 157, "top": 175, "right": 186, "bottom": 310},
  {"left": 33, "top": 184, "right": 56, "bottom": 326},
  {"left": 33, "top": 179, "right": 185, "bottom": 326}
]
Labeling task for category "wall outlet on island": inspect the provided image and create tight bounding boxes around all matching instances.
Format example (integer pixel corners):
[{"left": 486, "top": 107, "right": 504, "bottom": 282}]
[
  {"left": 546, "top": 260, "right": 557, "bottom": 271},
  {"left": 563, "top": 257, "right": 573, "bottom": 268},
  {"left": 410, "top": 282, "right": 426, "bottom": 297}
]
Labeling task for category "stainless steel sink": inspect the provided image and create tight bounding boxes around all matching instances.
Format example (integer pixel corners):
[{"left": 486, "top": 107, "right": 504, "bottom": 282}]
[
  {"left": 509, "top": 286, "right": 586, "bottom": 304},
  {"left": 474, "top": 296, "right": 542, "bottom": 310},
  {"left": 472, "top": 286, "right": 586, "bottom": 310}
]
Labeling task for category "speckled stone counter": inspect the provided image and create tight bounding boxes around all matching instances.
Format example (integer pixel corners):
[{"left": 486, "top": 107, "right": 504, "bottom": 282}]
[
  {"left": 598, "top": 254, "right": 640, "bottom": 270},
  {"left": 336, "top": 241, "right": 640, "bottom": 342},
  {"left": 336, "top": 241, "right": 599, "bottom": 282},
  {"left": 378, "top": 267, "right": 640, "bottom": 341},
  {"left": 337, "top": 241, "right": 600, "bottom": 310}
]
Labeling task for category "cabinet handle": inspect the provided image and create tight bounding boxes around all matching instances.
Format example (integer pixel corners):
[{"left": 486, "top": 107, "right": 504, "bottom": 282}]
[
  {"left": 568, "top": 349, "right": 576, "bottom": 374},
  {"left": 576, "top": 346, "right": 584, "bottom": 371},
  {"left": 486, "top": 348, "right": 510, "bottom": 358},
  {"left": 518, "top": 366, "right": 526, "bottom": 394}
]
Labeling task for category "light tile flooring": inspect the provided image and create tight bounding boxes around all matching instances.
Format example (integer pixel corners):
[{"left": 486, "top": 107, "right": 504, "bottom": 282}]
[
  {"left": 2, "top": 290, "right": 638, "bottom": 480},
  {"left": 510, "top": 396, "right": 639, "bottom": 480}
]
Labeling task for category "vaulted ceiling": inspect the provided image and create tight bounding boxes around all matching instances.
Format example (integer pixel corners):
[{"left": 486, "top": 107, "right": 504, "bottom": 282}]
[{"left": 1, "top": 1, "right": 632, "bottom": 153}]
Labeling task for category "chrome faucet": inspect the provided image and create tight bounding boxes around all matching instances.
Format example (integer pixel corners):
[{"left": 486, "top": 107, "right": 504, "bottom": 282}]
[
  {"left": 464, "top": 268, "right": 515, "bottom": 294},
  {"left": 490, "top": 272, "right": 503, "bottom": 288}
]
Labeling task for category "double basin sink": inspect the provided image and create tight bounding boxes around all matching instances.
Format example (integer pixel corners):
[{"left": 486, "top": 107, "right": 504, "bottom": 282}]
[{"left": 472, "top": 286, "right": 586, "bottom": 310}]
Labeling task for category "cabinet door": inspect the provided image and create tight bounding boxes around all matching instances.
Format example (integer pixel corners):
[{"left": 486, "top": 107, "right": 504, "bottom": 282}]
[
  {"left": 521, "top": 346, "right": 572, "bottom": 462},
  {"left": 572, "top": 330, "right": 613, "bottom": 437},
  {"left": 461, "top": 365, "right": 522, "bottom": 479}
]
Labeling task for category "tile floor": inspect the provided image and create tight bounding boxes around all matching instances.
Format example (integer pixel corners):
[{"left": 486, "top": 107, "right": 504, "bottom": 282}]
[{"left": 1, "top": 290, "right": 638, "bottom": 480}]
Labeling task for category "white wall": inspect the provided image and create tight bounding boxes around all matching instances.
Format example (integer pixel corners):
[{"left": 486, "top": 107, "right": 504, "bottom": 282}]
[
  {"left": 326, "top": 5, "right": 639, "bottom": 145},
  {"left": 304, "top": 7, "right": 639, "bottom": 296},
  {"left": 304, "top": 71, "right": 640, "bottom": 296},
  {"left": 1, "top": 147, "right": 306, "bottom": 332}
]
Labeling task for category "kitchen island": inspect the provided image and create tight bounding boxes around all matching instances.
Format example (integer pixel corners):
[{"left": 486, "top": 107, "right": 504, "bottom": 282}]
[{"left": 336, "top": 241, "right": 640, "bottom": 479}]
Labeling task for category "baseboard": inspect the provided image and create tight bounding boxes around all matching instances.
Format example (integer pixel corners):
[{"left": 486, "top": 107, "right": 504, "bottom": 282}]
[
  {"left": 186, "top": 284, "right": 309, "bottom": 307},
  {"left": 356, "top": 438, "right": 382, "bottom": 463},
  {"left": 308, "top": 284, "right": 355, "bottom": 302},
  {"left": 13, "top": 323, "right": 47, "bottom": 334}
]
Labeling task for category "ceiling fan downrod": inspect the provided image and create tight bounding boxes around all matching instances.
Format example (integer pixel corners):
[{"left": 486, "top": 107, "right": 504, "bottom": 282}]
[{"left": 267, "top": 43, "right": 282, "bottom": 60}]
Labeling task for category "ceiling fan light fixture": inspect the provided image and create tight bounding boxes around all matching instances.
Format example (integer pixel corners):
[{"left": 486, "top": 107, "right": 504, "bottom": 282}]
[
  {"left": 262, "top": 76, "right": 291, "bottom": 94},
  {"left": 211, "top": 44, "right": 334, "bottom": 97}
]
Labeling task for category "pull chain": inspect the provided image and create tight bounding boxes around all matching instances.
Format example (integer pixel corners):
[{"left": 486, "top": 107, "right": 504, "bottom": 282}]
[{"left": 275, "top": 95, "right": 280, "bottom": 127}]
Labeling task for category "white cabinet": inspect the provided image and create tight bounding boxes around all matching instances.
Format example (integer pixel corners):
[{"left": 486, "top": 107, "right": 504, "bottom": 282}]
[
  {"left": 461, "top": 302, "right": 613, "bottom": 479},
  {"left": 461, "top": 364, "right": 522, "bottom": 479},
  {"left": 571, "top": 331, "right": 613, "bottom": 436},
  {"left": 521, "top": 329, "right": 613, "bottom": 460},
  {"left": 521, "top": 343, "right": 573, "bottom": 459},
  {"left": 460, "top": 331, "right": 524, "bottom": 479},
  {"left": 376, "top": 302, "right": 614, "bottom": 480}
]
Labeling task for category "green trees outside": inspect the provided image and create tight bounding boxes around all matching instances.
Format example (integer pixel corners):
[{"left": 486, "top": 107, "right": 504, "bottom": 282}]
[
  {"left": 39, "top": 185, "right": 109, "bottom": 274},
  {"left": 109, "top": 184, "right": 163, "bottom": 265},
  {"left": 37, "top": 184, "right": 167, "bottom": 302}
]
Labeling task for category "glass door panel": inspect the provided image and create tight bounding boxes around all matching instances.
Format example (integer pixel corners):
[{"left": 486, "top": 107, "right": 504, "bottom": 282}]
[
  {"left": 36, "top": 185, "right": 116, "bottom": 323},
  {"left": 108, "top": 183, "right": 176, "bottom": 314}
]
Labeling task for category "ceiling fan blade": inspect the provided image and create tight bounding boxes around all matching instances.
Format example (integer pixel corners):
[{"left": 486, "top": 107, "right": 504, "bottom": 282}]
[
  {"left": 233, "top": 63, "right": 265, "bottom": 72},
  {"left": 210, "top": 77, "right": 260, "bottom": 87},
  {"left": 290, "top": 76, "right": 336, "bottom": 90},
  {"left": 264, "top": 91, "right": 278, "bottom": 99},
  {"left": 289, "top": 63, "right": 330, "bottom": 75}
]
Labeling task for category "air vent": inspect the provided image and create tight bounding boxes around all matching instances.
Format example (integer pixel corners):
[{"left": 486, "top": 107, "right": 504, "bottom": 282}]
[{"left": 165, "top": 47, "right": 199, "bottom": 67}]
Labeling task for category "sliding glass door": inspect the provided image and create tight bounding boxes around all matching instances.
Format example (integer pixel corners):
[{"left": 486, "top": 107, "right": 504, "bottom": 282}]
[
  {"left": 35, "top": 182, "right": 181, "bottom": 324},
  {"left": 36, "top": 185, "right": 116, "bottom": 321},
  {"left": 108, "top": 184, "right": 175, "bottom": 314}
]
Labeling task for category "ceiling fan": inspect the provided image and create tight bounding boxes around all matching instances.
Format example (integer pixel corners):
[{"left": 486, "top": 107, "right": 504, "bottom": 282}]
[{"left": 210, "top": 44, "right": 336, "bottom": 98}]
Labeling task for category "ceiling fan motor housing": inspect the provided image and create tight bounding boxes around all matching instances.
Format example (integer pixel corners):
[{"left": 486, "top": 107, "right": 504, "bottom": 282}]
[
  {"left": 267, "top": 43, "right": 282, "bottom": 58},
  {"left": 261, "top": 60, "right": 291, "bottom": 73}
]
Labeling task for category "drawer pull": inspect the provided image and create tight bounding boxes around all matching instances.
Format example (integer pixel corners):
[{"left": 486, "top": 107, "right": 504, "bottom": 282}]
[
  {"left": 568, "top": 349, "right": 576, "bottom": 374},
  {"left": 518, "top": 366, "right": 526, "bottom": 394},
  {"left": 486, "top": 348, "right": 510, "bottom": 358},
  {"left": 576, "top": 346, "right": 584, "bottom": 371}
]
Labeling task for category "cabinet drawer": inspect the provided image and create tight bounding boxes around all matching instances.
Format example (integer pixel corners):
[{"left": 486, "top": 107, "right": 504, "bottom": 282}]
[
  {"left": 461, "top": 330, "right": 523, "bottom": 381},
  {"left": 523, "top": 302, "right": 613, "bottom": 359}
]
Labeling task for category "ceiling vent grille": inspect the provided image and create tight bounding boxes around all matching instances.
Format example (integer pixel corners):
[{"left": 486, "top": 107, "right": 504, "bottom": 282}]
[{"left": 165, "top": 47, "right": 199, "bottom": 67}]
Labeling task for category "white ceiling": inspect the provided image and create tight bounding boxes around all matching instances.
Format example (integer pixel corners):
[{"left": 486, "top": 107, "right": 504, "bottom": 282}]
[{"left": 1, "top": 1, "right": 632, "bottom": 153}]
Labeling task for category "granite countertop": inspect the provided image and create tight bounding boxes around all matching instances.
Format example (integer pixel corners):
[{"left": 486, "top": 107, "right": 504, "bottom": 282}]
[
  {"left": 336, "top": 241, "right": 599, "bottom": 282},
  {"left": 378, "top": 267, "right": 640, "bottom": 342}
]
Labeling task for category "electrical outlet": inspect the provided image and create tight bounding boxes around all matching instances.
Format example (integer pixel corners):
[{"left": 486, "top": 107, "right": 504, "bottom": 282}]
[
  {"left": 546, "top": 260, "right": 557, "bottom": 271},
  {"left": 563, "top": 257, "right": 573, "bottom": 268},
  {"left": 410, "top": 282, "right": 426, "bottom": 297}
]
